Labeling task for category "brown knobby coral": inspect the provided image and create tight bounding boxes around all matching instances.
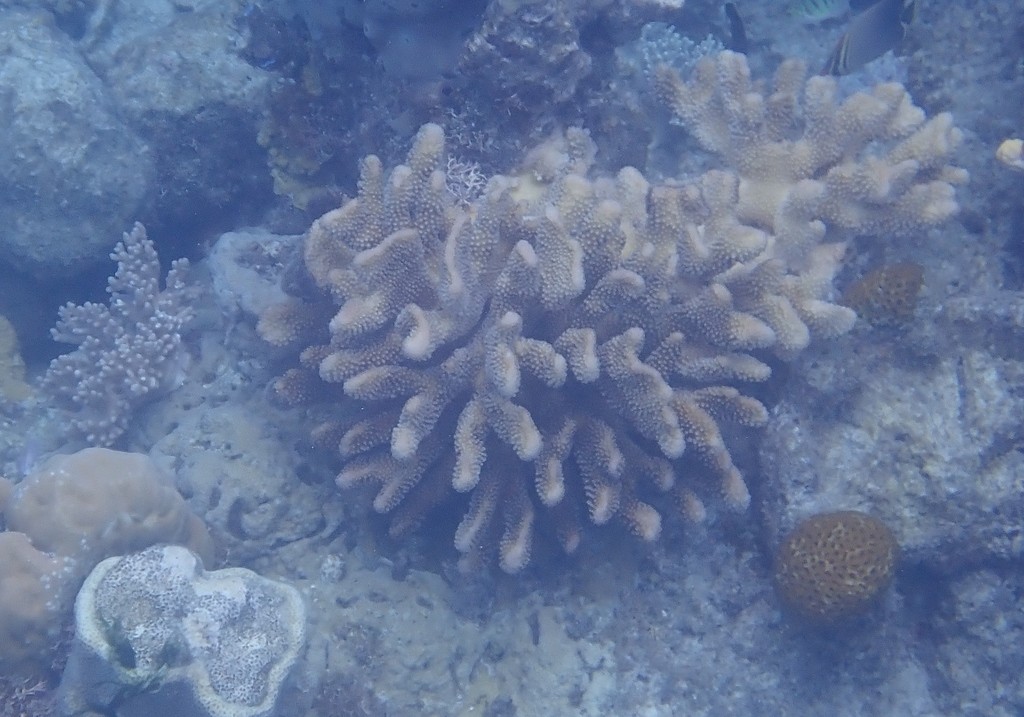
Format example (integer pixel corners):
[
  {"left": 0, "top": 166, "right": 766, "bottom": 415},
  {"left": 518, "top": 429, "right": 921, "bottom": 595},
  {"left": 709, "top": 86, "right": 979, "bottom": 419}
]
[
  {"left": 774, "top": 510, "right": 898, "bottom": 624},
  {"left": 259, "top": 53, "right": 964, "bottom": 572},
  {"left": 842, "top": 262, "right": 924, "bottom": 326}
]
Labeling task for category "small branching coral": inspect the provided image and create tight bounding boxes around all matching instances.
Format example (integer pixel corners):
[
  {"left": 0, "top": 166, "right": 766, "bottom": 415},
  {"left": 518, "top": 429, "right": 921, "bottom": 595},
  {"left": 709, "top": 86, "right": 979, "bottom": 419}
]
[
  {"left": 41, "top": 224, "right": 193, "bottom": 446},
  {"left": 260, "top": 53, "right": 965, "bottom": 572}
]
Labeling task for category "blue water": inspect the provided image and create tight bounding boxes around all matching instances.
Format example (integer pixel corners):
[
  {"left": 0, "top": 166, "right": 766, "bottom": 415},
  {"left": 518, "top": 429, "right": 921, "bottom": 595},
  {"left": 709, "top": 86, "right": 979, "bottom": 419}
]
[{"left": 0, "top": 1, "right": 1021, "bottom": 715}]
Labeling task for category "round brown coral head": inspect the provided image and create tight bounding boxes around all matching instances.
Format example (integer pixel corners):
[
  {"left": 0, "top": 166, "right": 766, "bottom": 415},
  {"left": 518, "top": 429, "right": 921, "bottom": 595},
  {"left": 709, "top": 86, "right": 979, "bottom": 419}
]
[{"left": 774, "top": 510, "right": 898, "bottom": 624}]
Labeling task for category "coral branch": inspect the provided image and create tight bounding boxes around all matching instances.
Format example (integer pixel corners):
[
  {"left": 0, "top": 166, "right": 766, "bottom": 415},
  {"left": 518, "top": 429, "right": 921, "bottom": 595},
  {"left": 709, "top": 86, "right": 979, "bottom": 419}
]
[{"left": 260, "top": 53, "right": 965, "bottom": 572}]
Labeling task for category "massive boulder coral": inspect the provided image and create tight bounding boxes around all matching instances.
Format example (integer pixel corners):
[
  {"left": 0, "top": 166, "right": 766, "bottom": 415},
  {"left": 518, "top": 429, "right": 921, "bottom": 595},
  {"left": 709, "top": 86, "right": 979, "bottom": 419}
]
[
  {"left": 259, "top": 54, "right": 964, "bottom": 573},
  {"left": 0, "top": 448, "right": 211, "bottom": 671}
]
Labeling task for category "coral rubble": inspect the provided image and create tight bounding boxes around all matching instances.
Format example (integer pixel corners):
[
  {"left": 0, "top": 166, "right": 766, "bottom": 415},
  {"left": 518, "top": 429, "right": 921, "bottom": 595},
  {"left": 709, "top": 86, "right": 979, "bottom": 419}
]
[{"left": 259, "top": 52, "right": 965, "bottom": 572}]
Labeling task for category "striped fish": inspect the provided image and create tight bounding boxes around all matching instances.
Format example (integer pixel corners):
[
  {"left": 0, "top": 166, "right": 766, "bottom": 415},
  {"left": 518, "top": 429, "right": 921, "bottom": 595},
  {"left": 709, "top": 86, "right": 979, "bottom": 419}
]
[{"left": 823, "top": 0, "right": 918, "bottom": 75}]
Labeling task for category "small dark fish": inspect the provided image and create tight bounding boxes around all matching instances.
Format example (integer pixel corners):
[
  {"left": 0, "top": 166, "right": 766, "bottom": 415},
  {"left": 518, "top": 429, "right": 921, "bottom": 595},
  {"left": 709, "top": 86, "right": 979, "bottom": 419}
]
[
  {"left": 724, "top": 2, "right": 748, "bottom": 54},
  {"left": 822, "top": 0, "right": 917, "bottom": 75}
]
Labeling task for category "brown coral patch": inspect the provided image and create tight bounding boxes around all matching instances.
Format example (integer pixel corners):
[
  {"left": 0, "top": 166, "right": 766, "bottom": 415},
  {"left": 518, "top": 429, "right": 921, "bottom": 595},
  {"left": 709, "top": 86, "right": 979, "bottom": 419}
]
[
  {"left": 842, "top": 262, "right": 924, "bottom": 326},
  {"left": 774, "top": 510, "right": 898, "bottom": 624}
]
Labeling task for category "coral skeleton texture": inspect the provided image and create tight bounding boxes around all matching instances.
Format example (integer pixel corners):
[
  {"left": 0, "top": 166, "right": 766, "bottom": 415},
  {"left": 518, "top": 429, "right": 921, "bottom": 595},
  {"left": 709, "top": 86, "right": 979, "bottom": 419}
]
[{"left": 260, "top": 52, "right": 965, "bottom": 572}]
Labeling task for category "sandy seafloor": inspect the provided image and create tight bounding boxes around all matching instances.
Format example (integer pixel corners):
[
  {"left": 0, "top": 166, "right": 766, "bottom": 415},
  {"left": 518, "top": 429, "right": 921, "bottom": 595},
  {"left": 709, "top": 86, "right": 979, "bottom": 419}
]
[{"left": 1, "top": 0, "right": 1023, "bottom": 715}]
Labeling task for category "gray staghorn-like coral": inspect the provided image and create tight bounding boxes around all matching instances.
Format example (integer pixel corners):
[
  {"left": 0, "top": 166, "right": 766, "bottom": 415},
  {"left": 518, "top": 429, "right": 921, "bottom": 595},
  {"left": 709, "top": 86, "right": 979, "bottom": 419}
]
[
  {"left": 41, "top": 223, "right": 193, "bottom": 446},
  {"left": 259, "top": 53, "right": 965, "bottom": 573}
]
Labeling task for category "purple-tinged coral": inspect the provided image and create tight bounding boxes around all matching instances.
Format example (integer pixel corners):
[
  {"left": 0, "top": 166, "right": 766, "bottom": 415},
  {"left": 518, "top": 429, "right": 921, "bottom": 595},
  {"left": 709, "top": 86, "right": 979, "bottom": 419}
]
[{"left": 41, "top": 223, "right": 193, "bottom": 446}]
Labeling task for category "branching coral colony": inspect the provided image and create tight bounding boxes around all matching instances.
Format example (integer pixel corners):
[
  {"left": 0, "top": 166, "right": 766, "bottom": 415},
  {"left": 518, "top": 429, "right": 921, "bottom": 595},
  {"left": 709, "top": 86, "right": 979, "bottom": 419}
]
[
  {"left": 42, "top": 223, "right": 193, "bottom": 446},
  {"left": 259, "top": 52, "right": 966, "bottom": 572}
]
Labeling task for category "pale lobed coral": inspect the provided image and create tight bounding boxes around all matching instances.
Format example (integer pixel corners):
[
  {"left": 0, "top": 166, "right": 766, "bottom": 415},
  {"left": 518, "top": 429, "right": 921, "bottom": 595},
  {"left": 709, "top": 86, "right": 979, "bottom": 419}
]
[
  {"left": 41, "top": 223, "right": 193, "bottom": 446},
  {"left": 59, "top": 544, "right": 305, "bottom": 717},
  {"left": 259, "top": 53, "right": 965, "bottom": 573}
]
